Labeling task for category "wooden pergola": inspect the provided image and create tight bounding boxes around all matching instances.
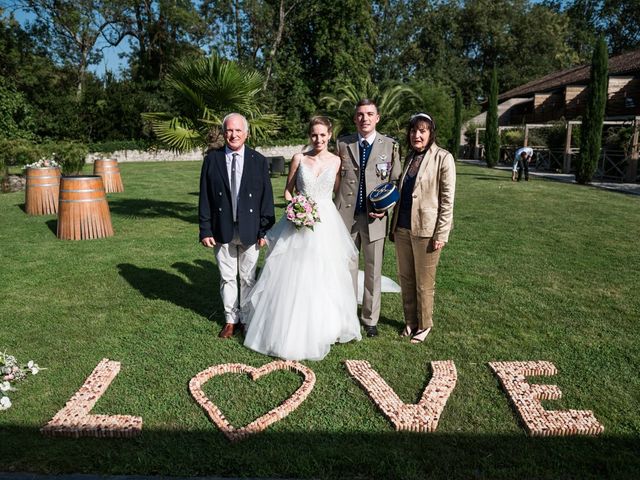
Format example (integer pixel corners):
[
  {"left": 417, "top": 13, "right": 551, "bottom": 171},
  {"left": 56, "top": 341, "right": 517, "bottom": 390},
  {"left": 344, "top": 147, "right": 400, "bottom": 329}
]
[{"left": 474, "top": 115, "right": 640, "bottom": 181}]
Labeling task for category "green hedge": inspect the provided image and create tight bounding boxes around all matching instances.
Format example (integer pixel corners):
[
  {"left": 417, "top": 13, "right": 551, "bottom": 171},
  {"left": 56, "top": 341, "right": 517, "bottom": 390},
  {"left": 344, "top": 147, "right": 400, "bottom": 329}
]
[
  {"left": 0, "top": 139, "right": 44, "bottom": 175},
  {"left": 0, "top": 139, "right": 88, "bottom": 176},
  {"left": 43, "top": 141, "right": 88, "bottom": 175},
  {"left": 88, "top": 139, "right": 156, "bottom": 153}
]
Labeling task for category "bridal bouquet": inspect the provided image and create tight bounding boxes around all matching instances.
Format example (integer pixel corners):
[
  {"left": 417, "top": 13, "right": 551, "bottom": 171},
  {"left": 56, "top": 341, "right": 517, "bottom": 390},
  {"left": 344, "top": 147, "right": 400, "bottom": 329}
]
[{"left": 285, "top": 194, "right": 320, "bottom": 231}]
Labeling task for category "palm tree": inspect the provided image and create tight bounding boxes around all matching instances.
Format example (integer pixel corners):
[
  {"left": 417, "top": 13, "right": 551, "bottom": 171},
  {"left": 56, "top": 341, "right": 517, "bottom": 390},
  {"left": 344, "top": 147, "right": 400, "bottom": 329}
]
[
  {"left": 143, "top": 55, "right": 280, "bottom": 152},
  {"left": 320, "top": 80, "right": 420, "bottom": 140}
]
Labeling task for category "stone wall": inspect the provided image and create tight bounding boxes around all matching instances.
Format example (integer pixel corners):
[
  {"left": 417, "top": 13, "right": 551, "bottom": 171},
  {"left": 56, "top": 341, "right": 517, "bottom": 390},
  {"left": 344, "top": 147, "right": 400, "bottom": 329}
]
[
  {"left": 1, "top": 174, "right": 26, "bottom": 193},
  {"left": 86, "top": 145, "right": 306, "bottom": 164}
]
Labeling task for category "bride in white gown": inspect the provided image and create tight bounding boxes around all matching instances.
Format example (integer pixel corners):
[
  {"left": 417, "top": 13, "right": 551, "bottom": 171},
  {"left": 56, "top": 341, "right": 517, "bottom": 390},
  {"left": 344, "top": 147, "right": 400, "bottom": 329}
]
[{"left": 243, "top": 116, "right": 362, "bottom": 360}]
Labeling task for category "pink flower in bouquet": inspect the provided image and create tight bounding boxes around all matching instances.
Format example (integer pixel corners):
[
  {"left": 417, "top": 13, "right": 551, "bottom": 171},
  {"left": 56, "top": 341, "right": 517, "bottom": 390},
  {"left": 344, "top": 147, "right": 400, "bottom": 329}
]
[{"left": 285, "top": 194, "right": 320, "bottom": 231}]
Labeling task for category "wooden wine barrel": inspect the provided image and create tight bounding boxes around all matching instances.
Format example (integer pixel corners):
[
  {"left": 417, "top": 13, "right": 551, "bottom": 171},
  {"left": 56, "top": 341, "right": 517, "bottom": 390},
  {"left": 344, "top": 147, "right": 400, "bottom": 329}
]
[
  {"left": 25, "top": 167, "right": 61, "bottom": 215},
  {"left": 93, "top": 158, "right": 124, "bottom": 193},
  {"left": 57, "top": 176, "right": 114, "bottom": 240}
]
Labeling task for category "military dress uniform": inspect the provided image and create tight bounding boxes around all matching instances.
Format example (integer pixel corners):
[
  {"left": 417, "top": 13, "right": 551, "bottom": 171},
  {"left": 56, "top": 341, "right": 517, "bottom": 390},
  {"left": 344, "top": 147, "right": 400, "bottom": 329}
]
[{"left": 335, "top": 132, "right": 401, "bottom": 329}]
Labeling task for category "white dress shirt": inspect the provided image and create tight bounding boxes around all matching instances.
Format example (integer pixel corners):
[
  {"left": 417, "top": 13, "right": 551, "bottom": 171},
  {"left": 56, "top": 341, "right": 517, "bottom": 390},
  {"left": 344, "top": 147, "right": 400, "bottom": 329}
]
[
  {"left": 513, "top": 146, "right": 533, "bottom": 171},
  {"left": 357, "top": 131, "right": 377, "bottom": 151},
  {"left": 225, "top": 145, "right": 245, "bottom": 195}
]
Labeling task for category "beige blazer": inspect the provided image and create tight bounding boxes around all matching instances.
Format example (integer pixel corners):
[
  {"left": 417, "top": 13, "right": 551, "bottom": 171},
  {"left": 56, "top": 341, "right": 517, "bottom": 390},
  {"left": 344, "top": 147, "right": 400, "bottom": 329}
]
[
  {"left": 335, "top": 132, "right": 402, "bottom": 242},
  {"left": 390, "top": 142, "right": 456, "bottom": 242}
]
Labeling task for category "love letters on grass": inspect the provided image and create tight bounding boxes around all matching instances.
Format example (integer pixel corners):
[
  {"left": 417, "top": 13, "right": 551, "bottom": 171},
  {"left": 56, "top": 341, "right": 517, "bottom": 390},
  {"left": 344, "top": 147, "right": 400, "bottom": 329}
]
[
  {"left": 41, "top": 359, "right": 142, "bottom": 438},
  {"left": 41, "top": 358, "right": 604, "bottom": 441},
  {"left": 189, "top": 361, "right": 316, "bottom": 442}
]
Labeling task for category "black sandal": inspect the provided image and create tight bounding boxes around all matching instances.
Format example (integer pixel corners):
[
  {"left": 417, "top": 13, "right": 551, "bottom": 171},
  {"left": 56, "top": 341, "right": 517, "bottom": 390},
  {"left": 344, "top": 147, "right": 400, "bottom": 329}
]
[{"left": 410, "top": 328, "right": 431, "bottom": 344}]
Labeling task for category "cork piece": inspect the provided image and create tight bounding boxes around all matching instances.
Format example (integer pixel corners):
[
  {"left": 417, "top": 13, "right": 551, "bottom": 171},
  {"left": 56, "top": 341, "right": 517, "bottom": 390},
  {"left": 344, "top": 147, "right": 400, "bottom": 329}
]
[
  {"left": 189, "top": 361, "right": 316, "bottom": 442},
  {"left": 488, "top": 361, "right": 604, "bottom": 437},
  {"left": 344, "top": 360, "right": 457, "bottom": 432},
  {"left": 41, "top": 358, "right": 142, "bottom": 438}
]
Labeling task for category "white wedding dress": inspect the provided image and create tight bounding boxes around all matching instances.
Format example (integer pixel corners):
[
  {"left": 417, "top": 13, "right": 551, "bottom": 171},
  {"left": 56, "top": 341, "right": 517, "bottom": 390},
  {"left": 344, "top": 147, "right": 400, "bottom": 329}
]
[{"left": 243, "top": 162, "right": 362, "bottom": 360}]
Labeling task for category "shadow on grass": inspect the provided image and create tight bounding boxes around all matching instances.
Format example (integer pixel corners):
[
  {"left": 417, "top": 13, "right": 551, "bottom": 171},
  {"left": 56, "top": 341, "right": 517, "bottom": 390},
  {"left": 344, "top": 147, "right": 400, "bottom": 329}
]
[
  {"left": 1, "top": 425, "right": 637, "bottom": 479},
  {"left": 474, "top": 177, "right": 511, "bottom": 182},
  {"left": 117, "top": 259, "right": 223, "bottom": 324},
  {"left": 455, "top": 172, "right": 507, "bottom": 179},
  {"left": 377, "top": 314, "right": 403, "bottom": 332},
  {"left": 108, "top": 198, "right": 198, "bottom": 223},
  {"left": 45, "top": 219, "right": 57, "bottom": 236}
]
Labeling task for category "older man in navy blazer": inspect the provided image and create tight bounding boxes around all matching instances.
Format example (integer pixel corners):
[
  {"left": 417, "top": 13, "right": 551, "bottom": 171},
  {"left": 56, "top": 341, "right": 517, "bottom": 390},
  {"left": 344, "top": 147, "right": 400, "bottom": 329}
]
[{"left": 199, "top": 113, "right": 275, "bottom": 338}]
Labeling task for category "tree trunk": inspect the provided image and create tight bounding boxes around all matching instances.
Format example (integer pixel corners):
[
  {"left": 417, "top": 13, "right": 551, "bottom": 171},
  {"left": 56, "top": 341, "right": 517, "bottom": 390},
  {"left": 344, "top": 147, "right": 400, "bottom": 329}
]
[
  {"left": 263, "top": 0, "right": 298, "bottom": 90},
  {"left": 485, "top": 67, "right": 500, "bottom": 167},
  {"left": 234, "top": 0, "right": 242, "bottom": 60}
]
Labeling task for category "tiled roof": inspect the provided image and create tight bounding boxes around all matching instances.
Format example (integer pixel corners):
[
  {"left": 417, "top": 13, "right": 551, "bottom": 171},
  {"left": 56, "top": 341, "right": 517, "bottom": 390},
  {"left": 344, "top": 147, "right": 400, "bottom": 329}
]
[{"left": 499, "top": 49, "right": 640, "bottom": 101}]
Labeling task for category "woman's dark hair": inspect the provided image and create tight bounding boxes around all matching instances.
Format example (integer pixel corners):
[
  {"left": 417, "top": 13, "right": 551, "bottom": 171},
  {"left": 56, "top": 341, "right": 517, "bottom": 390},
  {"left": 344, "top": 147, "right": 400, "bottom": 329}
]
[
  {"left": 406, "top": 113, "right": 436, "bottom": 152},
  {"left": 308, "top": 116, "right": 333, "bottom": 135}
]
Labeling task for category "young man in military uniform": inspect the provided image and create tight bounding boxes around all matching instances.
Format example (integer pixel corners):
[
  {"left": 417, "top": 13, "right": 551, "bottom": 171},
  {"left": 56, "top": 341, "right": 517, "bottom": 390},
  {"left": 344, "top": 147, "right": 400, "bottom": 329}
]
[{"left": 335, "top": 99, "right": 401, "bottom": 337}]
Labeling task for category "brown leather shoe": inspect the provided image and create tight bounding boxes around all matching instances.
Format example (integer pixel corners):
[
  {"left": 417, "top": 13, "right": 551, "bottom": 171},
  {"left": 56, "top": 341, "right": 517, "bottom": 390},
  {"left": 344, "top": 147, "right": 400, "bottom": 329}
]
[{"left": 218, "top": 323, "right": 235, "bottom": 338}]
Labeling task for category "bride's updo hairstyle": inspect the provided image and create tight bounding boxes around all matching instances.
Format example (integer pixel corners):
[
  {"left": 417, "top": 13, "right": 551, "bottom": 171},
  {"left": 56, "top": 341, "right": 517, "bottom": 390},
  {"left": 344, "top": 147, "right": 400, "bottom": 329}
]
[{"left": 308, "top": 116, "right": 333, "bottom": 135}]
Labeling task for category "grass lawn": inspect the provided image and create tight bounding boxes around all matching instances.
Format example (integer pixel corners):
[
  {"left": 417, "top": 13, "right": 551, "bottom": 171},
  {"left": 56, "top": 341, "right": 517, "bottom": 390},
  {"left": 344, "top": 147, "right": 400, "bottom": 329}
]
[{"left": 1, "top": 161, "right": 639, "bottom": 479}]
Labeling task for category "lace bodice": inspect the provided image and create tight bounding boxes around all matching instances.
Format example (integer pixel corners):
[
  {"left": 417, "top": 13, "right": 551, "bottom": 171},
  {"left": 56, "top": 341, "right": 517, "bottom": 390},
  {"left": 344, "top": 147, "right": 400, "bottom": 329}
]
[{"left": 295, "top": 162, "right": 335, "bottom": 201}]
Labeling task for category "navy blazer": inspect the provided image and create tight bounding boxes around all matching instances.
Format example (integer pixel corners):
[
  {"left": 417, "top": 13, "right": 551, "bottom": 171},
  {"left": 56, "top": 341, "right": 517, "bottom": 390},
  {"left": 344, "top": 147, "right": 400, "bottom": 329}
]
[{"left": 199, "top": 146, "right": 275, "bottom": 245}]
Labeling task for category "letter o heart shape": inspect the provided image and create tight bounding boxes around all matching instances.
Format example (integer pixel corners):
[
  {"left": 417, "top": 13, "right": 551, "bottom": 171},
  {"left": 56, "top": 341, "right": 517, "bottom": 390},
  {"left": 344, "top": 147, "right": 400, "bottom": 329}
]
[{"left": 189, "top": 361, "right": 316, "bottom": 442}]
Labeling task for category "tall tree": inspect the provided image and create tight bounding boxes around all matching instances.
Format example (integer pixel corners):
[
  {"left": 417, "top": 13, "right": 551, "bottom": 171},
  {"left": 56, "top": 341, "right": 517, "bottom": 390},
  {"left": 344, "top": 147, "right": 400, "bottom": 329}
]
[
  {"left": 450, "top": 88, "right": 463, "bottom": 160},
  {"left": 459, "top": 0, "right": 582, "bottom": 95},
  {"left": 560, "top": 0, "right": 600, "bottom": 60},
  {"left": 0, "top": 10, "right": 86, "bottom": 140},
  {"left": 399, "top": 0, "right": 467, "bottom": 87},
  {"left": 576, "top": 36, "right": 608, "bottom": 184},
  {"left": 124, "top": 0, "right": 204, "bottom": 82},
  {"left": 15, "top": 0, "right": 128, "bottom": 99},
  {"left": 484, "top": 66, "right": 499, "bottom": 167},
  {"left": 262, "top": 0, "right": 300, "bottom": 90},
  {"left": 602, "top": 0, "right": 640, "bottom": 53},
  {"left": 371, "top": 0, "right": 412, "bottom": 83},
  {"left": 0, "top": 77, "right": 35, "bottom": 139},
  {"left": 302, "top": 0, "right": 375, "bottom": 95},
  {"left": 562, "top": 0, "right": 639, "bottom": 55}
]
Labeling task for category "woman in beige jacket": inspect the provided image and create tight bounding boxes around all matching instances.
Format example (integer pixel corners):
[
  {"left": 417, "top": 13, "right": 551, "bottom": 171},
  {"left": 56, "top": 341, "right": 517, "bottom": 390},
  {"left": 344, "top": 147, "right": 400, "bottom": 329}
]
[{"left": 389, "top": 113, "right": 456, "bottom": 343}]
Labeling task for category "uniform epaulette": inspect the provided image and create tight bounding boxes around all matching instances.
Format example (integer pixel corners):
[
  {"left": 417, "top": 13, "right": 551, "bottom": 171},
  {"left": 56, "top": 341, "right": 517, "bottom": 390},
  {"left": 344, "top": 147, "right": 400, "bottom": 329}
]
[{"left": 378, "top": 132, "right": 399, "bottom": 143}]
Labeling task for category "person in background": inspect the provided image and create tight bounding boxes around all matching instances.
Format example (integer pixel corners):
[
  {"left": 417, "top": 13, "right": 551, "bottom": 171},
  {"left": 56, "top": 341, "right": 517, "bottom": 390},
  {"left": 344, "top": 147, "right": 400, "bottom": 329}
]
[
  {"left": 512, "top": 146, "right": 533, "bottom": 182},
  {"left": 389, "top": 113, "right": 455, "bottom": 344}
]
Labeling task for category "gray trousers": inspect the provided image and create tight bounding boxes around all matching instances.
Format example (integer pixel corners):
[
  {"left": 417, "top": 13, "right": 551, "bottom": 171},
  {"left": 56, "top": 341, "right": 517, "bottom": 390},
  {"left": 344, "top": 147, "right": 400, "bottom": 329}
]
[{"left": 214, "top": 232, "right": 260, "bottom": 324}]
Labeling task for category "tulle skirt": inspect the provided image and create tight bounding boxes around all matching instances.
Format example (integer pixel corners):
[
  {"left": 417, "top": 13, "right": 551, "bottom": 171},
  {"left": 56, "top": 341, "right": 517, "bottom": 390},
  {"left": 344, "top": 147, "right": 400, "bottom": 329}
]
[{"left": 243, "top": 199, "right": 362, "bottom": 361}]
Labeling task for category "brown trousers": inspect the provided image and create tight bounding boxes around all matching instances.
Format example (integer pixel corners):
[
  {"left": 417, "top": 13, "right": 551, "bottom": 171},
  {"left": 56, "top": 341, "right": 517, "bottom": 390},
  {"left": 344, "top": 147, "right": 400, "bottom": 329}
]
[{"left": 394, "top": 228, "right": 441, "bottom": 330}]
